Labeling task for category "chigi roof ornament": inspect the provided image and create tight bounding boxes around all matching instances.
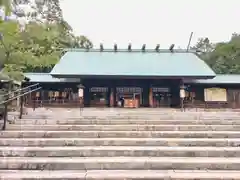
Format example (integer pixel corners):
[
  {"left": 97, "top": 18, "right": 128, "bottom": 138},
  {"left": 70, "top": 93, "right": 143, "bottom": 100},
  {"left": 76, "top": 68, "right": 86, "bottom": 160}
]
[
  {"left": 169, "top": 44, "right": 175, "bottom": 53},
  {"left": 114, "top": 43, "right": 117, "bottom": 52},
  {"left": 128, "top": 43, "right": 132, "bottom": 52},
  {"left": 155, "top": 44, "right": 160, "bottom": 52},
  {"left": 64, "top": 43, "right": 198, "bottom": 53},
  {"left": 100, "top": 43, "right": 104, "bottom": 51},
  {"left": 141, "top": 44, "right": 146, "bottom": 52}
]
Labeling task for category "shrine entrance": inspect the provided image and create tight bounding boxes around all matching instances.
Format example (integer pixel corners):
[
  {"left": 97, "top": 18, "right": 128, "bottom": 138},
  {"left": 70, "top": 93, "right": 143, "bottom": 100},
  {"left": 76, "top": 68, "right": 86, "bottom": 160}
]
[
  {"left": 152, "top": 87, "right": 171, "bottom": 108},
  {"left": 89, "top": 87, "right": 109, "bottom": 107},
  {"left": 116, "top": 87, "right": 142, "bottom": 108}
]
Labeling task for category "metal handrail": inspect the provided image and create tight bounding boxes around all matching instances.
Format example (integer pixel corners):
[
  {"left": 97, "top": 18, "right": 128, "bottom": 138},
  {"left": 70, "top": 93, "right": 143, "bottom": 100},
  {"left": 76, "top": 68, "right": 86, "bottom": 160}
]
[
  {"left": 1, "top": 84, "right": 42, "bottom": 130},
  {"left": 0, "top": 87, "right": 41, "bottom": 105},
  {"left": 0, "top": 83, "right": 40, "bottom": 98}
]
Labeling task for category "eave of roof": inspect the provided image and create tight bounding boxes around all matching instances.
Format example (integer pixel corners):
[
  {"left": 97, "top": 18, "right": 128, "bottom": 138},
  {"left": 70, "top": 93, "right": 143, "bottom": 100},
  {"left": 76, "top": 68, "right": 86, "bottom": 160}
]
[
  {"left": 24, "top": 73, "right": 240, "bottom": 85},
  {"left": 24, "top": 73, "right": 81, "bottom": 83},
  {"left": 184, "top": 75, "right": 240, "bottom": 84}
]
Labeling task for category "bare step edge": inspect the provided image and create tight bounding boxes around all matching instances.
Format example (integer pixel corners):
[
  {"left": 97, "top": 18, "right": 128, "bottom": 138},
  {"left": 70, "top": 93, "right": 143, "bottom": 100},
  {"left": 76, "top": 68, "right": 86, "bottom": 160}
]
[
  {"left": 1, "top": 170, "right": 240, "bottom": 179},
  {"left": 1, "top": 146, "right": 240, "bottom": 150},
  {"left": 7, "top": 124, "right": 240, "bottom": 131},
  {"left": 2, "top": 131, "right": 240, "bottom": 138},
  {"left": 1, "top": 157, "right": 240, "bottom": 170},
  {"left": 12, "top": 120, "right": 240, "bottom": 125},
  {"left": 2, "top": 146, "right": 240, "bottom": 157},
  {"left": 0, "top": 138, "right": 239, "bottom": 147}
]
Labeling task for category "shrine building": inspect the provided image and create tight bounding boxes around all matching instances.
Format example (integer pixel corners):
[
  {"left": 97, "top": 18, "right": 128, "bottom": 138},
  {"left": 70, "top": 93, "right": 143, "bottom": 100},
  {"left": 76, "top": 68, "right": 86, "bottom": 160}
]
[{"left": 23, "top": 47, "right": 240, "bottom": 109}]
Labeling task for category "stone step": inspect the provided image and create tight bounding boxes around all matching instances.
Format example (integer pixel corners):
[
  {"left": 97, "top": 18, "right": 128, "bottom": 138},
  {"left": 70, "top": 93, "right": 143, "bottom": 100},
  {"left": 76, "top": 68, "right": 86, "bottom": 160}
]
[
  {"left": 1, "top": 157, "right": 240, "bottom": 170},
  {"left": 0, "top": 138, "right": 239, "bottom": 147},
  {"left": 6, "top": 124, "right": 240, "bottom": 131},
  {"left": 1, "top": 146, "right": 240, "bottom": 157},
  {"left": 1, "top": 130, "right": 240, "bottom": 138},
  {"left": 11, "top": 119, "right": 240, "bottom": 125},
  {"left": 1, "top": 170, "right": 240, "bottom": 180},
  {"left": 23, "top": 113, "right": 240, "bottom": 120}
]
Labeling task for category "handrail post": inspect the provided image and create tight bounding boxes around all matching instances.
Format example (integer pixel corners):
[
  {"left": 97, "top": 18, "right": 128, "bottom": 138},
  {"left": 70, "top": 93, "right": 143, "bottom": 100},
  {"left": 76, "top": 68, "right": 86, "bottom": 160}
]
[
  {"left": 33, "top": 97, "right": 36, "bottom": 111},
  {"left": 2, "top": 101, "right": 8, "bottom": 130},
  {"left": 19, "top": 94, "right": 23, "bottom": 119},
  {"left": 2, "top": 81, "right": 11, "bottom": 131}
]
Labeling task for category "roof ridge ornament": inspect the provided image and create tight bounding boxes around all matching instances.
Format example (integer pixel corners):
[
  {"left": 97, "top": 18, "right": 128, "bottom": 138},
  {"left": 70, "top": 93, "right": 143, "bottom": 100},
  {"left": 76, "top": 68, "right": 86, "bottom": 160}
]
[
  {"left": 128, "top": 43, "right": 132, "bottom": 52},
  {"left": 100, "top": 43, "right": 104, "bottom": 52},
  {"left": 114, "top": 43, "right": 117, "bottom": 52},
  {"left": 155, "top": 44, "right": 160, "bottom": 52},
  {"left": 169, "top": 44, "right": 175, "bottom": 53},
  {"left": 141, "top": 44, "right": 146, "bottom": 52}
]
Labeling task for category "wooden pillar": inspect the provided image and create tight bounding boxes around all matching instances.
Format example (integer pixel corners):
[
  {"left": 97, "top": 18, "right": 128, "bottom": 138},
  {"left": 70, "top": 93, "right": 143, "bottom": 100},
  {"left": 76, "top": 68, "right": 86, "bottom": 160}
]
[
  {"left": 149, "top": 87, "right": 153, "bottom": 107},
  {"left": 83, "top": 84, "right": 90, "bottom": 107},
  {"left": 142, "top": 82, "right": 149, "bottom": 107},
  {"left": 109, "top": 86, "right": 116, "bottom": 107},
  {"left": 110, "top": 88, "right": 114, "bottom": 107}
]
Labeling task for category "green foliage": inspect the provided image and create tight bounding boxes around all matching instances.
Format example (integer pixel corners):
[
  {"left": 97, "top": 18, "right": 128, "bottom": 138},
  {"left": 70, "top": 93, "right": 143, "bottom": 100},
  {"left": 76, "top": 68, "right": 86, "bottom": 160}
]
[
  {"left": 193, "top": 34, "right": 240, "bottom": 74},
  {"left": 12, "top": 0, "right": 63, "bottom": 22},
  {"left": 0, "top": 0, "right": 11, "bottom": 15},
  {"left": 0, "top": 0, "right": 92, "bottom": 81},
  {"left": 0, "top": 21, "right": 92, "bottom": 81}
]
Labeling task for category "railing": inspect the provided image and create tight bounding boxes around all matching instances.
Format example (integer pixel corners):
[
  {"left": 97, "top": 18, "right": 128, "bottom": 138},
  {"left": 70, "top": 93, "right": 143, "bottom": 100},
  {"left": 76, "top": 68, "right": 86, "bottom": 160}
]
[{"left": 0, "top": 83, "right": 41, "bottom": 130}]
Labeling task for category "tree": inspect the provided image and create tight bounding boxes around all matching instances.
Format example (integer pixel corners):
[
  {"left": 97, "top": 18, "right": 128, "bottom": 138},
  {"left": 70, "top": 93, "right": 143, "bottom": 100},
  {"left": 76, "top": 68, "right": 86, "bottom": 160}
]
[
  {"left": 192, "top": 37, "right": 214, "bottom": 54},
  {"left": 193, "top": 35, "right": 240, "bottom": 74},
  {"left": 0, "top": 0, "right": 92, "bottom": 81},
  {"left": 0, "top": 21, "right": 27, "bottom": 80},
  {"left": 208, "top": 34, "right": 240, "bottom": 74},
  {"left": 0, "top": 0, "right": 10, "bottom": 15},
  {"left": 0, "top": 20, "right": 92, "bottom": 80},
  {"left": 12, "top": 0, "right": 63, "bottom": 22}
]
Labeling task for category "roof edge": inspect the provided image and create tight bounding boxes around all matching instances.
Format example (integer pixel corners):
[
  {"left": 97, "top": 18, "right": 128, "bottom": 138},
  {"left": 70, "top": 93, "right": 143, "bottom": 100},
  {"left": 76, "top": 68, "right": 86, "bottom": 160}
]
[{"left": 51, "top": 73, "right": 215, "bottom": 79}]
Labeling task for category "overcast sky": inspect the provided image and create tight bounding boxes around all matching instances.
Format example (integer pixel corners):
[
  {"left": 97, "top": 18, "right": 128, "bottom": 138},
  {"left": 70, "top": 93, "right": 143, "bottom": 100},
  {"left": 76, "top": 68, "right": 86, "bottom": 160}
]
[{"left": 60, "top": 0, "right": 239, "bottom": 49}]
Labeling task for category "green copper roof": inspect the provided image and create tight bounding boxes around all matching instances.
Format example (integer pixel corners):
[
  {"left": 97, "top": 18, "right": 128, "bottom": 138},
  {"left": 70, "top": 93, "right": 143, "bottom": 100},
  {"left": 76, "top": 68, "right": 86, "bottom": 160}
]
[
  {"left": 184, "top": 74, "right": 240, "bottom": 84},
  {"left": 24, "top": 73, "right": 80, "bottom": 83},
  {"left": 51, "top": 50, "right": 215, "bottom": 78}
]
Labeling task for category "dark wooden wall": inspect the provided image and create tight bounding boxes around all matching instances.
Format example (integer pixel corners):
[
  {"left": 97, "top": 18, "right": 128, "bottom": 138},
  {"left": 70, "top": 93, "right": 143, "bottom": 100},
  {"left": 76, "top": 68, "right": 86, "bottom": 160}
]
[{"left": 184, "top": 84, "right": 240, "bottom": 109}]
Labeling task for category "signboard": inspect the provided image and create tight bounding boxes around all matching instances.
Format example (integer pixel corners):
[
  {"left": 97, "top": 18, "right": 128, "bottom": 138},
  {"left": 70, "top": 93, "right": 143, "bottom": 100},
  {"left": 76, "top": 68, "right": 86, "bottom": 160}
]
[
  {"left": 116, "top": 87, "right": 142, "bottom": 93},
  {"left": 152, "top": 87, "right": 170, "bottom": 92},
  {"left": 90, "top": 87, "right": 108, "bottom": 92},
  {"left": 78, "top": 89, "right": 84, "bottom": 98},
  {"left": 204, "top": 88, "right": 227, "bottom": 102}
]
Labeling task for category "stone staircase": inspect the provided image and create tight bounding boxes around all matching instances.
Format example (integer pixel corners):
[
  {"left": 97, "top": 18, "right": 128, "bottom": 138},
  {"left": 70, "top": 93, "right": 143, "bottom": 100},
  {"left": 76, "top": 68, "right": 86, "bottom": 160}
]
[{"left": 1, "top": 108, "right": 240, "bottom": 179}]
